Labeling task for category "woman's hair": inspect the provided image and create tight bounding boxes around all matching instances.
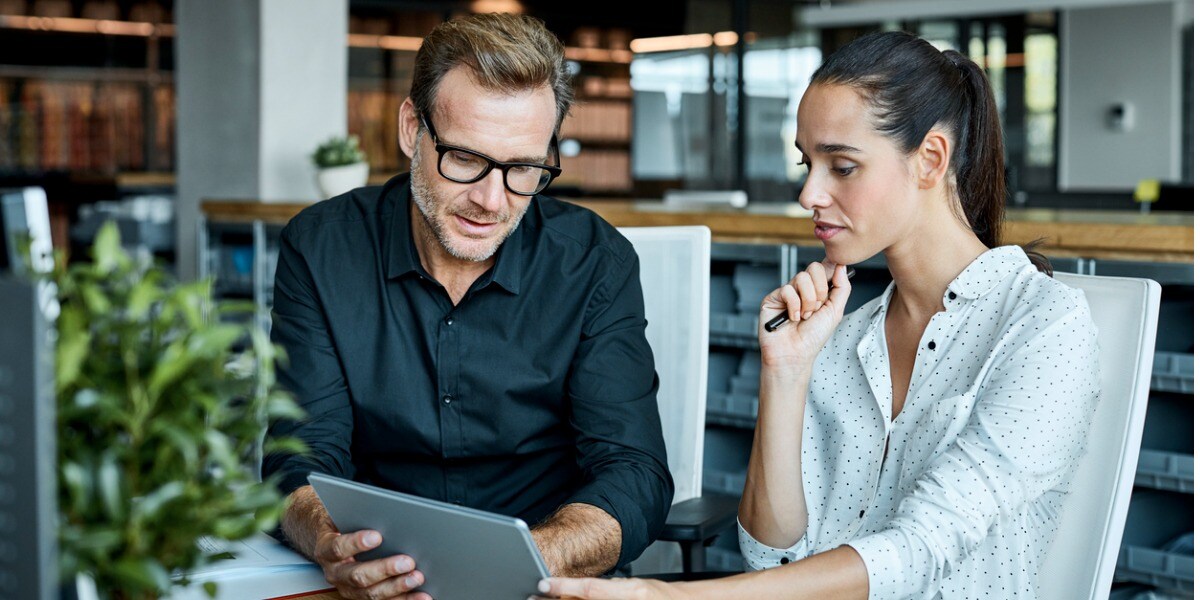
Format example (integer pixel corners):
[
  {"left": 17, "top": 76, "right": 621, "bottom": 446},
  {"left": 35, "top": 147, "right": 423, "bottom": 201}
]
[
  {"left": 810, "top": 31, "right": 1050, "bottom": 274},
  {"left": 410, "top": 13, "right": 574, "bottom": 131}
]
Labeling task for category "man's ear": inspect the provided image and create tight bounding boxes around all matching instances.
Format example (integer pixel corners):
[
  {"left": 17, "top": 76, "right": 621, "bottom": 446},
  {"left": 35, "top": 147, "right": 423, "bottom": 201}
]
[
  {"left": 398, "top": 98, "right": 419, "bottom": 160},
  {"left": 915, "top": 128, "right": 951, "bottom": 190}
]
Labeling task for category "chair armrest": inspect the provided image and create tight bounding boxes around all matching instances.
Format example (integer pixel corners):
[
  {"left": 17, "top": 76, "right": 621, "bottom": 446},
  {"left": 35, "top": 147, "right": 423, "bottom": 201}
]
[{"left": 657, "top": 493, "right": 740, "bottom": 543}]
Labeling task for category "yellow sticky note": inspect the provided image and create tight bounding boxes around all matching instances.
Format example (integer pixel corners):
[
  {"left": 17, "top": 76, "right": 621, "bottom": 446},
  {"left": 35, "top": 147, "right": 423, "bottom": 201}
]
[{"left": 1134, "top": 179, "right": 1161, "bottom": 203}]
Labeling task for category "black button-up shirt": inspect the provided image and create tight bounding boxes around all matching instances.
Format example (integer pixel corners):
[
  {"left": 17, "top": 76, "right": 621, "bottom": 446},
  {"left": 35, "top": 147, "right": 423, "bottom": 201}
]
[{"left": 263, "top": 174, "right": 673, "bottom": 566}]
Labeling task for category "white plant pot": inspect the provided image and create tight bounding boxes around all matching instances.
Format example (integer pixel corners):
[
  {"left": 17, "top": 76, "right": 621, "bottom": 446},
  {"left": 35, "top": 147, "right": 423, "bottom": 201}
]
[{"left": 315, "top": 162, "right": 370, "bottom": 199}]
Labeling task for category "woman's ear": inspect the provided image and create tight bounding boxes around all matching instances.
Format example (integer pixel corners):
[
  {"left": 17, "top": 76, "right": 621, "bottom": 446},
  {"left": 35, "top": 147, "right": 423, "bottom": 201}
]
[
  {"left": 398, "top": 98, "right": 419, "bottom": 160},
  {"left": 915, "top": 129, "right": 952, "bottom": 190}
]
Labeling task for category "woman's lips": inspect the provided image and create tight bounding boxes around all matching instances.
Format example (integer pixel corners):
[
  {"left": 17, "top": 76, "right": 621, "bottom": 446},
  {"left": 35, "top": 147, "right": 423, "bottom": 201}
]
[{"left": 814, "top": 224, "right": 845, "bottom": 241}]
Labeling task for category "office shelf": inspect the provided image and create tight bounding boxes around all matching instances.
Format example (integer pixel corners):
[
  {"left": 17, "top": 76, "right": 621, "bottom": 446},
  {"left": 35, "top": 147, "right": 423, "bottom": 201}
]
[
  {"left": 732, "top": 264, "right": 781, "bottom": 314},
  {"left": 1117, "top": 543, "right": 1195, "bottom": 593},
  {"left": 706, "top": 392, "right": 758, "bottom": 429},
  {"left": 1151, "top": 352, "right": 1194, "bottom": 395},
  {"left": 1116, "top": 492, "right": 1194, "bottom": 593},
  {"left": 1135, "top": 450, "right": 1194, "bottom": 493},
  {"left": 709, "top": 313, "right": 759, "bottom": 347}
]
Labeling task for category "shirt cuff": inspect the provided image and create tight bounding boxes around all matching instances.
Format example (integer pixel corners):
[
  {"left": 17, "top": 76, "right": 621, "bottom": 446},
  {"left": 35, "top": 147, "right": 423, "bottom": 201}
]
[
  {"left": 847, "top": 531, "right": 910, "bottom": 600},
  {"left": 736, "top": 517, "right": 808, "bottom": 571},
  {"left": 567, "top": 481, "right": 657, "bottom": 569}
]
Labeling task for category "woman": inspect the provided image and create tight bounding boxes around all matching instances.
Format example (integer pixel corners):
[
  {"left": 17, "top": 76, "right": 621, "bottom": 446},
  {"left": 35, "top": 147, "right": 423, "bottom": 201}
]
[{"left": 538, "top": 31, "right": 1101, "bottom": 600}]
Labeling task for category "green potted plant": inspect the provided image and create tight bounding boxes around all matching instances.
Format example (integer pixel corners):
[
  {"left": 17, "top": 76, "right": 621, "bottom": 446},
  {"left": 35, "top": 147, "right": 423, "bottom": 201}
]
[
  {"left": 312, "top": 134, "right": 370, "bottom": 198},
  {"left": 54, "top": 222, "right": 304, "bottom": 599}
]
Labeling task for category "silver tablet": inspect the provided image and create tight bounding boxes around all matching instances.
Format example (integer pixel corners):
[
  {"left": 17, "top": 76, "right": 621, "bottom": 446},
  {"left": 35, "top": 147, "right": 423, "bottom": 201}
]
[{"left": 308, "top": 472, "right": 550, "bottom": 600}]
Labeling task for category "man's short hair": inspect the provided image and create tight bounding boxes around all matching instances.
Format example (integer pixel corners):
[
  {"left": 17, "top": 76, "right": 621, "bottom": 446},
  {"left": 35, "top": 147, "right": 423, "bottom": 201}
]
[{"left": 410, "top": 13, "right": 574, "bottom": 130}]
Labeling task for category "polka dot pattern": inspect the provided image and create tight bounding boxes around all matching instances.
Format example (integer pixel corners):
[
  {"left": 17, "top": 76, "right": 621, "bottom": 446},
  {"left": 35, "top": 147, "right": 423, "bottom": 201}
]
[{"left": 738, "top": 245, "right": 1102, "bottom": 599}]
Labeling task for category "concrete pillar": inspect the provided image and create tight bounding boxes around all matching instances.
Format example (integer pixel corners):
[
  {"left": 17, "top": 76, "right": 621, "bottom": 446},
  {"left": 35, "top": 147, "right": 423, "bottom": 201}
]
[{"left": 176, "top": 0, "right": 347, "bottom": 280}]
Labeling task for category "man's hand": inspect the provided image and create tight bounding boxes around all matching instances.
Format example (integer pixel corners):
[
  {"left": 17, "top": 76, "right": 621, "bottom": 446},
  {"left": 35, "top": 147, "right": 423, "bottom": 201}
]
[
  {"left": 281, "top": 485, "right": 429, "bottom": 600},
  {"left": 312, "top": 529, "right": 429, "bottom": 600}
]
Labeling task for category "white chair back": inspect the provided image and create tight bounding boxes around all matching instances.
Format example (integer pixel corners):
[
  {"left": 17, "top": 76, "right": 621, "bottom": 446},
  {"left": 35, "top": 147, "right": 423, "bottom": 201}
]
[
  {"left": 617, "top": 226, "right": 711, "bottom": 504},
  {"left": 1039, "top": 273, "right": 1161, "bottom": 599}
]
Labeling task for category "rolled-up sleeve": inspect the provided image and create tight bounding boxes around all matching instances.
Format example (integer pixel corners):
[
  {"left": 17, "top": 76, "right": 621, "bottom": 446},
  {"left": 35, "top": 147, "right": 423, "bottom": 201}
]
[
  {"left": 563, "top": 249, "right": 674, "bottom": 568},
  {"left": 737, "top": 517, "right": 810, "bottom": 571},
  {"left": 261, "top": 223, "right": 356, "bottom": 497},
  {"left": 848, "top": 300, "right": 1101, "bottom": 599}
]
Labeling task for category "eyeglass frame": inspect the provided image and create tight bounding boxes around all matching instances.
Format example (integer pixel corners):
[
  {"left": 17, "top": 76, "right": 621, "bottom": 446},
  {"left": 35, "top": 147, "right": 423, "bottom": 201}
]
[{"left": 418, "top": 113, "right": 563, "bottom": 197}]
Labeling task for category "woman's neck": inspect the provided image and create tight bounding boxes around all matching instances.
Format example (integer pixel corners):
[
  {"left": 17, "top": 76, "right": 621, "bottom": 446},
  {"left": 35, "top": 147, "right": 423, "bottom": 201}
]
[{"left": 883, "top": 202, "right": 989, "bottom": 319}]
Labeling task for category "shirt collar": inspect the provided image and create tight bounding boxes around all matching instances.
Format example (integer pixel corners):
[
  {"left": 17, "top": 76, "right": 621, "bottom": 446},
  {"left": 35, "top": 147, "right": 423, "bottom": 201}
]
[
  {"left": 868, "top": 245, "right": 1030, "bottom": 316},
  {"left": 384, "top": 172, "right": 524, "bottom": 295},
  {"left": 946, "top": 245, "right": 1030, "bottom": 300}
]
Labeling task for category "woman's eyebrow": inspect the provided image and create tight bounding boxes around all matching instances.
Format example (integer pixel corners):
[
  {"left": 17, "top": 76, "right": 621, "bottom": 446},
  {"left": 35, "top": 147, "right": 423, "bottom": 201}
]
[{"left": 795, "top": 141, "right": 863, "bottom": 155}]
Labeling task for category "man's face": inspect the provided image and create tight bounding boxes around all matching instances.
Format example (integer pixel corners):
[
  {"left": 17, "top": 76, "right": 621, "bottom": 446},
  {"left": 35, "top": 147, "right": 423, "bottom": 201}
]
[{"left": 407, "top": 66, "right": 558, "bottom": 263}]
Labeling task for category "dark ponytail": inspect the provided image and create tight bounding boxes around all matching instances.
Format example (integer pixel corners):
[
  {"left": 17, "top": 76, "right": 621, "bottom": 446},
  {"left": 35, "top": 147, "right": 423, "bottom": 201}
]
[{"left": 811, "top": 32, "right": 1051, "bottom": 274}]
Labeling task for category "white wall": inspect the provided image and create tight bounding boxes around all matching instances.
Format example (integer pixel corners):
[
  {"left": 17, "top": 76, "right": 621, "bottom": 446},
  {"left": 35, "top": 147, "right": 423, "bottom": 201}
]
[
  {"left": 176, "top": 0, "right": 347, "bottom": 280},
  {"left": 1059, "top": 1, "right": 1184, "bottom": 190},
  {"left": 259, "top": 0, "right": 347, "bottom": 200}
]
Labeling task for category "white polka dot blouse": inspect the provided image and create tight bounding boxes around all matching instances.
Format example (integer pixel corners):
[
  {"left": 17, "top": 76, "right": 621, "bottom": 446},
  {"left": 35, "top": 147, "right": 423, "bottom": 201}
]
[{"left": 737, "top": 245, "right": 1102, "bottom": 599}]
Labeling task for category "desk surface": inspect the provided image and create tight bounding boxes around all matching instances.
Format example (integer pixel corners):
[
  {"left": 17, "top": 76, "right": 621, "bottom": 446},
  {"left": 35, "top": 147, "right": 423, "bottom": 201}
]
[{"left": 201, "top": 198, "right": 1194, "bottom": 263}]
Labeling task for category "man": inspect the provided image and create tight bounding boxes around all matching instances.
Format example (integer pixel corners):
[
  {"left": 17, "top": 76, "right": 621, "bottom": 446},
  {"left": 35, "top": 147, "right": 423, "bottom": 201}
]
[{"left": 262, "top": 13, "right": 673, "bottom": 600}]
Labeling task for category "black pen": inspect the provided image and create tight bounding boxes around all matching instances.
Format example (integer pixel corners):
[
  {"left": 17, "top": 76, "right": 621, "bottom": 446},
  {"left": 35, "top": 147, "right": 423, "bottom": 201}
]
[{"left": 763, "top": 267, "right": 856, "bottom": 332}]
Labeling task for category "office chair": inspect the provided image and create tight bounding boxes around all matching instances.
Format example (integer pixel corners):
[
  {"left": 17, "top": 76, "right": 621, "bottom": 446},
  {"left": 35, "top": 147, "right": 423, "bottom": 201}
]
[
  {"left": 617, "top": 227, "right": 740, "bottom": 576},
  {"left": 1038, "top": 273, "right": 1161, "bottom": 599}
]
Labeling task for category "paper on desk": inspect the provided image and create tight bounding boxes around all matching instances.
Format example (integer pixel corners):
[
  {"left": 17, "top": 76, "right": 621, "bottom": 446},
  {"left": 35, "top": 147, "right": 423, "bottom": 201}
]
[
  {"left": 184, "top": 533, "right": 309, "bottom": 576},
  {"left": 168, "top": 533, "right": 332, "bottom": 600}
]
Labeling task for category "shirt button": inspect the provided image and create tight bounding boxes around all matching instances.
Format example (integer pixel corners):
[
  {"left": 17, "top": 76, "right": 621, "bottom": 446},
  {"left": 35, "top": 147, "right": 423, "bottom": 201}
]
[
  {"left": 444, "top": 316, "right": 454, "bottom": 326},
  {"left": 948, "top": 291, "right": 957, "bottom": 300},
  {"left": 859, "top": 509, "right": 866, "bottom": 518},
  {"left": 780, "top": 557, "right": 790, "bottom": 565},
  {"left": 442, "top": 394, "right": 453, "bottom": 405},
  {"left": 928, "top": 341, "right": 937, "bottom": 350}
]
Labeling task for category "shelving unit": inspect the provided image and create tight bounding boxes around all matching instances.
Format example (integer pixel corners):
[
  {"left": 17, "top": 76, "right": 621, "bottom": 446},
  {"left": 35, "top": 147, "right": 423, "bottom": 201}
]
[{"left": 1117, "top": 272, "right": 1195, "bottom": 596}]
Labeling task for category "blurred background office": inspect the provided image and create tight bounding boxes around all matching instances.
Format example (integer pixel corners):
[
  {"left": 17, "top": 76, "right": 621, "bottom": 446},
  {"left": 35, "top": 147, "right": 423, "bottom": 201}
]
[{"left": 0, "top": 0, "right": 1192, "bottom": 598}]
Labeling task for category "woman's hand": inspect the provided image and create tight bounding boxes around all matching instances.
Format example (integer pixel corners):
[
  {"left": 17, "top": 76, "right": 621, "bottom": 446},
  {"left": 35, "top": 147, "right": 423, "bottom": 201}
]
[
  {"left": 758, "top": 261, "right": 852, "bottom": 370},
  {"left": 532, "top": 577, "right": 685, "bottom": 600}
]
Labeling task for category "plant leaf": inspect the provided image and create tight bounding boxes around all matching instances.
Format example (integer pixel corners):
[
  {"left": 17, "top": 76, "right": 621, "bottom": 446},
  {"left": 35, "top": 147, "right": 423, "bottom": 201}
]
[{"left": 92, "top": 221, "right": 121, "bottom": 274}]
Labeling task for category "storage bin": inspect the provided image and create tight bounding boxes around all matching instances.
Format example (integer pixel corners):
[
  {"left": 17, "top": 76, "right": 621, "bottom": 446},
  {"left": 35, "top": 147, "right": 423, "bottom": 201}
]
[
  {"left": 1115, "top": 491, "right": 1194, "bottom": 593},
  {"left": 1151, "top": 352, "right": 1194, "bottom": 394},
  {"left": 1135, "top": 450, "right": 1194, "bottom": 493},
  {"left": 732, "top": 263, "right": 781, "bottom": 314},
  {"left": 706, "top": 392, "right": 758, "bottom": 429}
]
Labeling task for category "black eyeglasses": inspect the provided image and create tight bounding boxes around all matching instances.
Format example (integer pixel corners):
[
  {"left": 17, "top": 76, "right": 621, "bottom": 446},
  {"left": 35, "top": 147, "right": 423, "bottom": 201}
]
[{"left": 420, "top": 114, "right": 562, "bottom": 196}]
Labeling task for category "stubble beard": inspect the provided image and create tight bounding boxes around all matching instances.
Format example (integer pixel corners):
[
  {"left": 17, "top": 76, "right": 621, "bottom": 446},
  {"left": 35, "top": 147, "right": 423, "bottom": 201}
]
[{"left": 409, "top": 147, "right": 528, "bottom": 263}]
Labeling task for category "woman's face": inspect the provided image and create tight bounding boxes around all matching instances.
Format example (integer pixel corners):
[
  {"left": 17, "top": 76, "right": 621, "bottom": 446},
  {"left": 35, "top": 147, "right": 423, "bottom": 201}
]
[{"left": 794, "top": 83, "right": 921, "bottom": 265}]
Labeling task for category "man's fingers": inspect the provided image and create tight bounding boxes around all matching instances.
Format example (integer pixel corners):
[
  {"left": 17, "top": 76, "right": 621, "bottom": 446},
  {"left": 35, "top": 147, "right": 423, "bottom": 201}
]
[
  {"left": 326, "top": 530, "right": 382, "bottom": 562},
  {"left": 359, "top": 569, "right": 425, "bottom": 598},
  {"left": 338, "top": 558, "right": 418, "bottom": 591}
]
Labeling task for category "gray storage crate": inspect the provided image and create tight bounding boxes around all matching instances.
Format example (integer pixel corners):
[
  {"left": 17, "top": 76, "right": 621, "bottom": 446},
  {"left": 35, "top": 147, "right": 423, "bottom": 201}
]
[
  {"left": 1115, "top": 491, "right": 1194, "bottom": 593},
  {"left": 711, "top": 273, "right": 736, "bottom": 314},
  {"left": 1151, "top": 352, "right": 1194, "bottom": 394},
  {"left": 710, "top": 312, "right": 760, "bottom": 348},
  {"left": 706, "top": 392, "right": 758, "bottom": 428},
  {"left": 1135, "top": 450, "right": 1194, "bottom": 493},
  {"left": 732, "top": 263, "right": 781, "bottom": 314}
]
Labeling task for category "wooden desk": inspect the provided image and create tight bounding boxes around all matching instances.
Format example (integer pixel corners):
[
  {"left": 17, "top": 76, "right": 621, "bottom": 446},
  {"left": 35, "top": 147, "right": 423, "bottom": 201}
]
[{"left": 201, "top": 198, "right": 1194, "bottom": 264}]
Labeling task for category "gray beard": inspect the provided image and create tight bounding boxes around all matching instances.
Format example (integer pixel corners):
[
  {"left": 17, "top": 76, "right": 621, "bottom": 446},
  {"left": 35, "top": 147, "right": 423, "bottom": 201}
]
[{"left": 409, "top": 149, "right": 527, "bottom": 263}]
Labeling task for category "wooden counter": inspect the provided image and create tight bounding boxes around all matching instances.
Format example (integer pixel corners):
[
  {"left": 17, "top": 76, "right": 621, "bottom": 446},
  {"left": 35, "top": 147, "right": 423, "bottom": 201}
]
[{"left": 201, "top": 199, "right": 1194, "bottom": 263}]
